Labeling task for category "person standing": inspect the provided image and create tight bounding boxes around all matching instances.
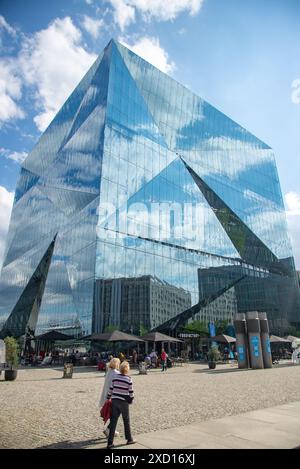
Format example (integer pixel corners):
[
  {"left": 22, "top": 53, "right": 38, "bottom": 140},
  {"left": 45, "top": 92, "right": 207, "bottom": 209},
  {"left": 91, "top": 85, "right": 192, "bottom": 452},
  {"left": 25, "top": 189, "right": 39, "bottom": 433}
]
[
  {"left": 106, "top": 361, "right": 136, "bottom": 449},
  {"left": 161, "top": 349, "right": 167, "bottom": 372},
  {"left": 132, "top": 349, "right": 138, "bottom": 366},
  {"left": 150, "top": 350, "right": 158, "bottom": 368},
  {"left": 99, "top": 357, "right": 121, "bottom": 437}
]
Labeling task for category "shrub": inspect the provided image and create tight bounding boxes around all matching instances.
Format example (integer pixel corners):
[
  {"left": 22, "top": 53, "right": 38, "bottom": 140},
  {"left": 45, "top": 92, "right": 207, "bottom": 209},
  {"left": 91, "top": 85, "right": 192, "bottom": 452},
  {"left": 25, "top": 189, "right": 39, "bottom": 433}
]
[
  {"left": 207, "top": 346, "right": 221, "bottom": 362},
  {"left": 4, "top": 336, "right": 19, "bottom": 369}
]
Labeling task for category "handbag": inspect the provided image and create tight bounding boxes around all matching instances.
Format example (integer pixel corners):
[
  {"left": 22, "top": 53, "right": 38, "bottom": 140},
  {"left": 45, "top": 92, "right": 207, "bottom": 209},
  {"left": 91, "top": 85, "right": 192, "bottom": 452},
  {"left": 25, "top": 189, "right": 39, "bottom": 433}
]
[{"left": 100, "top": 399, "right": 112, "bottom": 423}]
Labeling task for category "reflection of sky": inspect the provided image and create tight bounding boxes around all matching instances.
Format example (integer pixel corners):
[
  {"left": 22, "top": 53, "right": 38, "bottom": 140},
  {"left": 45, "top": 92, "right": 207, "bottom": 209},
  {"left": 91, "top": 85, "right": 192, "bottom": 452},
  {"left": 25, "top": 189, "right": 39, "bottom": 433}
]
[
  {"left": 22, "top": 51, "right": 104, "bottom": 179},
  {"left": 0, "top": 237, "right": 56, "bottom": 320},
  {"left": 115, "top": 41, "right": 292, "bottom": 263},
  {"left": 96, "top": 227, "right": 245, "bottom": 306},
  {"left": 1, "top": 169, "right": 100, "bottom": 333},
  {"left": 98, "top": 149, "right": 240, "bottom": 258},
  {"left": 93, "top": 43, "right": 298, "bottom": 327},
  {"left": 107, "top": 43, "right": 168, "bottom": 149},
  {"left": 1, "top": 39, "right": 298, "bottom": 335},
  {"left": 0, "top": 46, "right": 109, "bottom": 332},
  {"left": 40, "top": 104, "right": 106, "bottom": 194},
  {"left": 117, "top": 41, "right": 270, "bottom": 155},
  {"left": 37, "top": 197, "right": 99, "bottom": 330},
  {"left": 192, "top": 162, "right": 291, "bottom": 259}
]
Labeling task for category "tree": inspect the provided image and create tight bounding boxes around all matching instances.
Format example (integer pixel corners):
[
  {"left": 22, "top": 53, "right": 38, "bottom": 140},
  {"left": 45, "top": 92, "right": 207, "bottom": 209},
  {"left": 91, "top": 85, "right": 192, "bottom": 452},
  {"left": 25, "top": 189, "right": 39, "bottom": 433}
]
[
  {"left": 214, "top": 320, "right": 231, "bottom": 335},
  {"left": 139, "top": 324, "right": 148, "bottom": 336},
  {"left": 104, "top": 325, "right": 119, "bottom": 333},
  {"left": 285, "top": 325, "right": 300, "bottom": 338},
  {"left": 183, "top": 320, "right": 209, "bottom": 337}
]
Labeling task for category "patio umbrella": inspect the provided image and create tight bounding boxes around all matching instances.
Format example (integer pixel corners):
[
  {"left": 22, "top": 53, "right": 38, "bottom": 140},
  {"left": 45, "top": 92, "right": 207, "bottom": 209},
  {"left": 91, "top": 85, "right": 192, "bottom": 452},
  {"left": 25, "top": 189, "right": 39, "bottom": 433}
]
[
  {"left": 210, "top": 334, "right": 236, "bottom": 344},
  {"left": 34, "top": 330, "right": 74, "bottom": 355},
  {"left": 269, "top": 335, "right": 291, "bottom": 343},
  {"left": 34, "top": 330, "right": 73, "bottom": 341},
  {"left": 90, "top": 330, "right": 145, "bottom": 342},
  {"left": 141, "top": 331, "right": 183, "bottom": 343},
  {"left": 284, "top": 335, "right": 299, "bottom": 342},
  {"left": 89, "top": 330, "right": 145, "bottom": 358}
]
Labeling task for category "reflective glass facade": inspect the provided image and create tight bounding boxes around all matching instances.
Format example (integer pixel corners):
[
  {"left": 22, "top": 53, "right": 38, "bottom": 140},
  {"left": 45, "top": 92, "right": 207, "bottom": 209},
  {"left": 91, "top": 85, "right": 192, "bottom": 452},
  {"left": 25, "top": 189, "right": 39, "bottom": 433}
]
[{"left": 0, "top": 39, "right": 299, "bottom": 338}]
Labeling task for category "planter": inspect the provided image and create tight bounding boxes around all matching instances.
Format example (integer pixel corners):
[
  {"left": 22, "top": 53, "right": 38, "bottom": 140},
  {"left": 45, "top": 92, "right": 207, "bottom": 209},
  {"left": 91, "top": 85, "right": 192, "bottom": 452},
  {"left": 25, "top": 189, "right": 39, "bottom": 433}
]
[
  {"left": 138, "top": 362, "right": 148, "bottom": 375},
  {"left": 4, "top": 369, "right": 18, "bottom": 381},
  {"left": 208, "top": 361, "right": 216, "bottom": 369}
]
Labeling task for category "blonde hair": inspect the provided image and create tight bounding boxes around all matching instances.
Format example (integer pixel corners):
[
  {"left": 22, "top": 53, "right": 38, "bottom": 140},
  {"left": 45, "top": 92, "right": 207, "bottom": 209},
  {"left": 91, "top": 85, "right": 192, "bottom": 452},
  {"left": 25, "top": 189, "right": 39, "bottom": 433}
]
[
  {"left": 120, "top": 360, "right": 130, "bottom": 375},
  {"left": 109, "top": 357, "right": 120, "bottom": 370}
]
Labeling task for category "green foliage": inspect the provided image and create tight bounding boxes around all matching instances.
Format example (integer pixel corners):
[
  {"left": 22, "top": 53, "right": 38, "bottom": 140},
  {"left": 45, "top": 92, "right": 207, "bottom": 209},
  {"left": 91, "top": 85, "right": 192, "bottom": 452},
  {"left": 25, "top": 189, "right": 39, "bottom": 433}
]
[
  {"left": 4, "top": 336, "right": 19, "bottom": 369},
  {"left": 286, "top": 326, "right": 300, "bottom": 338},
  {"left": 214, "top": 320, "right": 230, "bottom": 335},
  {"left": 139, "top": 324, "right": 148, "bottom": 337},
  {"left": 184, "top": 320, "right": 209, "bottom": 337},
  {"left": 104, "top": 325, "right": 119, "bottom": 333},
  {"left": 207, "top": 346, "right": 221, "bottom": 362}
]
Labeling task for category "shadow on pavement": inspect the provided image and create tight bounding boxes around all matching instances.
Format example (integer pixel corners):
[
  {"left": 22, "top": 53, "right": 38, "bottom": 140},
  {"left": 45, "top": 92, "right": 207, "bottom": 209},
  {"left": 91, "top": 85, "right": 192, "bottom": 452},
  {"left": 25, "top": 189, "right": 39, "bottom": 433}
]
[
  {"left": 193, "top": 362, "right": 296, "bottom": 374},
  {"left": 193, "top": 367, "right": 248, "bottom": 374},
  {"left": 36, "top": 437, "right": 105, "bottom": 449},
  {"left": 36, "top": 437, "right": 128, "bottom": 450}
]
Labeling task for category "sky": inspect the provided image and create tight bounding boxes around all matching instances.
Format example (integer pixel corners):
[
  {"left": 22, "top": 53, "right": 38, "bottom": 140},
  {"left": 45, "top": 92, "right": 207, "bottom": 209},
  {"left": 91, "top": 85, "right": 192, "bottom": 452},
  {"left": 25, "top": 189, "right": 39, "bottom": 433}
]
[{"left": 0, "top": 0, "right": 299, "bottom": 269}]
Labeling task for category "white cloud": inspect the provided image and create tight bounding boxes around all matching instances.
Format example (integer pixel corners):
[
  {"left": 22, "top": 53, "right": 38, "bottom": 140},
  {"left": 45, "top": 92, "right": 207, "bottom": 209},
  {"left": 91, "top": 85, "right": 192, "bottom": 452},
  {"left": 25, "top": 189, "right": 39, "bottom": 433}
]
[
  {"left": 0, "top": 186, "right": 14, "bottom": 271},
  {"left": 109, "top": 0, "right": 204, "bottom": 29},
  {"left": 18, "top": 17, "right": 97, "bottom": 132},
  {"left": 110, "top": 0, "right": 135, "bottom": 32},
  {"left": 0, "top": 15, "right": 16, "bottom": 37},
  {"left": 0, "top": 147, "right": 28, "bottom": 164},
  {"left": 119, "top": 36, "right": 176, "bottom": 74},
  {"left": 33, "top": 111, "right": 56, "bottom": 132},
  {"left": 285, "top": 192, "right": 300, "bottom": 268},
  {"left": 0, "top": 59, "right": 25, "bottom": 124},
  {"left": 291, "top": 79, "right": 300, "bottom": 105},
  {"left": 81, "top": 15, "right": 104, "bottom": 39},
  {"left": 131, "top": 0, "right": 203, "bottom": 21},
  {"left": 286, "top": 214, "right": 300, "bottom": 269},
  {"left": 285, "top": 191, "right": 300, "bottom": 215}
]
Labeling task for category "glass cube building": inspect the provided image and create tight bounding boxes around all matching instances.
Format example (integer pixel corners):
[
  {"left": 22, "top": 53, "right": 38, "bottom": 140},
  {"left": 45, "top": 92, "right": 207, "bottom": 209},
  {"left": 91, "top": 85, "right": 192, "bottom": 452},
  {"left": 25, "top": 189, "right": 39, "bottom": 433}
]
[{"left": 0, "top": 39, "right": 299, "bottom": 338}]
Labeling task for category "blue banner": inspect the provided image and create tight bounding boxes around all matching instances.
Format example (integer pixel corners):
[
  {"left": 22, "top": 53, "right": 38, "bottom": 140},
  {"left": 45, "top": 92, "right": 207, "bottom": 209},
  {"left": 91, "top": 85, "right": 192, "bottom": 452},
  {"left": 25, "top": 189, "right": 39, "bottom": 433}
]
[
  {"left": 208, "top": 322, "right": 216, "bottom": 337},
  {"left": 237, "top": 345, "right": 245, "bottom": 361},
  {"left": 208, "top": 322, "right": 217, "bottom": 348},
  {"left": 251, "top": 336, "right": 260, "bottom": 357}
]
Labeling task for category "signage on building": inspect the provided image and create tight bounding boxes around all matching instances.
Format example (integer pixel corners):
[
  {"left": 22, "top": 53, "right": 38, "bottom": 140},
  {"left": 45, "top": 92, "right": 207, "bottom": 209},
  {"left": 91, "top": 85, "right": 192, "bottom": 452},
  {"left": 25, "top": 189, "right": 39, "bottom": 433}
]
[{"left": 178, "top": 333, "right": 200, "bottom": 338}]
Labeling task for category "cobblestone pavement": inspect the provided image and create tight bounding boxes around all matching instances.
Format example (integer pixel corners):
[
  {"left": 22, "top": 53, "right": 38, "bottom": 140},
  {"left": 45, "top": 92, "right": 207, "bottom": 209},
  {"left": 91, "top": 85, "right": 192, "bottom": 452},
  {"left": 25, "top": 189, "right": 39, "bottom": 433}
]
[{"left": 1, "top": 363, "right": 299, "bottom": 449}]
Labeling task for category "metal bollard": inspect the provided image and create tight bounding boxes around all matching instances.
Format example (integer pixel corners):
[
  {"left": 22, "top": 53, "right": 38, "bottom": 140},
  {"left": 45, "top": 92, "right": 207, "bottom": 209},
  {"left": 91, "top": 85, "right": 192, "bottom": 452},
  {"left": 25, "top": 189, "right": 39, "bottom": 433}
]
[
  {"left": 258, "top": 312, "right": 272, "bottom": 368},
  {"left": 234, "top": 313, "right": 249, "bottom": 369},
  {"left": 246, "top": 311, "right": 264, "bottom": 369}
]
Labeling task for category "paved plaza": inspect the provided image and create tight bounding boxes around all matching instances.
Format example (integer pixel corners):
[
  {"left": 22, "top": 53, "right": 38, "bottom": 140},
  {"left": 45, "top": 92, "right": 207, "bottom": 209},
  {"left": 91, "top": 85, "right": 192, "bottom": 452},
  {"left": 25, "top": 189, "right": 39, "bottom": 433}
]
[{"left": 0, "top": 362, "right": 299, "bottom": 449}]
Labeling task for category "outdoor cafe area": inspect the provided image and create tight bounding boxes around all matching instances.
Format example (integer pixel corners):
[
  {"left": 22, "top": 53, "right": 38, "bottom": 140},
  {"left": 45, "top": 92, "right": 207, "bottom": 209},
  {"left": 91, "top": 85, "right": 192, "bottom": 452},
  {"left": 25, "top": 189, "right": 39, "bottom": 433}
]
[
  {"left": 20, "top": 329, "right": 186, "bottom": 369},
  {"left": 20, "top": 328, "right": 300, "bottom": 369}
]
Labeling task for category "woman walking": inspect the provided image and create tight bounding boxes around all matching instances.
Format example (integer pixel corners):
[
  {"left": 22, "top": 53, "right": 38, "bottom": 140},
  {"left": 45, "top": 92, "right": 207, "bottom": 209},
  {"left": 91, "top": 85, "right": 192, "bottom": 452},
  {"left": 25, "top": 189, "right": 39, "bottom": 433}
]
[
  {"left": 106, "top": 361, "right": 136, "bottom": 449},
  {"left": 99, "top": 357, "right": 120, "bottom": 437}
]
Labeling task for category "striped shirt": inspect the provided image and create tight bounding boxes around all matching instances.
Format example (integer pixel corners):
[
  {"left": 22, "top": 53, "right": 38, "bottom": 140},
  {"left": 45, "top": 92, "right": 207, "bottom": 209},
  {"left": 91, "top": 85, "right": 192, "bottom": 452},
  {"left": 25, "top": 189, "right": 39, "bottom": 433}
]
[{"left": 107, "top": 374, "right": 134, "bottom": 402}]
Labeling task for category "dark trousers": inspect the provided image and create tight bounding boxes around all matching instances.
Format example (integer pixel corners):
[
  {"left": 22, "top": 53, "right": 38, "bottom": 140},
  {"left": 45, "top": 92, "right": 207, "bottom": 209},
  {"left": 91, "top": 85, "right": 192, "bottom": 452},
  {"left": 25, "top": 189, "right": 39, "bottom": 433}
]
[{"left": 108, "top": 399, "right": 132, "bottom": 445}]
